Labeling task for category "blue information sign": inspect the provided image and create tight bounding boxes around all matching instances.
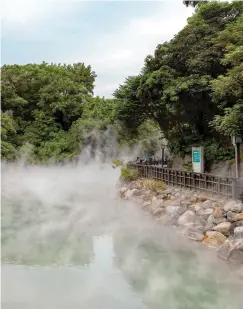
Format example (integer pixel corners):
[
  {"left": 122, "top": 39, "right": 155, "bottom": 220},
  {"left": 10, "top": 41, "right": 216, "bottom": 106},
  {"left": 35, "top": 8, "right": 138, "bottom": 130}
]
[{"left": 193, "top": 150, "right": 200, "bottom": 163}]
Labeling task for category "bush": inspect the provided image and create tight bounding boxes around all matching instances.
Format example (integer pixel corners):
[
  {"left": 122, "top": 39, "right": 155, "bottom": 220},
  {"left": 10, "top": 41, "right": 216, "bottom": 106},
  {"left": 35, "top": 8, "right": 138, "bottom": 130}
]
[
  {"left": 120, "top": 167, "right": 140, "bottom": 182},
  {"left": 112, "top": 159, "right": 124, "bottom": 167},
  {"left": 140, "top": 179, "right": 166, "bottom": 192}
]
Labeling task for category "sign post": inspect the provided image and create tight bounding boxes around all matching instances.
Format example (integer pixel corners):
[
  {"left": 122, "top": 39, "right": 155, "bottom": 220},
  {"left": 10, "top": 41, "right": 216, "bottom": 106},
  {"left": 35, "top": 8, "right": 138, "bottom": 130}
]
[{"left": 192, "top": 147, "right": 204, "bottom": 173}]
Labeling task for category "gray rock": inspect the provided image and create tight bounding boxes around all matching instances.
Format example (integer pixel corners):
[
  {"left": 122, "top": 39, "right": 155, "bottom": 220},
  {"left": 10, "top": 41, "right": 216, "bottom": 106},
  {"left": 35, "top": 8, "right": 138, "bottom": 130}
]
[
  {"left": 226, "top": 211, "right": 233, "bottom": 221},
  {"left": 224, "top": 200, "right": 237, "bottom": 212},
  {"left": 212, "top": 222, "right": 231, "bottom": 236},
  {"left": 229, "top": 221, "right": 243, "bottom": 236},
  {"left": 212, "top": 217, "right": 227, "bottom": 225},
  {"left": 119, "top": 187, "right": 127, "bottom": 194},
  {"left": 204, "top": 214, "right": 214, "bottom": 231},
  {"left": 132, "top": 189, "right": 142, "bottom": 197},
  {"left": 201, "top": 200, "right": 213, "bottom": 209},
  {"left": 188, "top": 230, "right": 204, "bottom": 241},
  {"left": 231, "top": 203, "right": 243, "bottom": 213},
  {"left": 125, "top": 189, "right": 136, "bottom": 199},
  {"left": 234, "top": 226, "right": 243, "bottom": 237},
  {"left": 177, "top": 210, "right": 196, "bottom": 226},
  {"left": 152, "top": 207, "right": 164, "bottom": 217},
  {"left": 166, "top": 206, "right": 181, "bottom": 223},
  {"left": 218, "top": 239, "right": 234, "bottom": 260},
  {"left": 151, "top": 197, "right": 164, "bottom": 210},
  {"left": 218, "top": 237, "right": 243, "bottom": 264}
]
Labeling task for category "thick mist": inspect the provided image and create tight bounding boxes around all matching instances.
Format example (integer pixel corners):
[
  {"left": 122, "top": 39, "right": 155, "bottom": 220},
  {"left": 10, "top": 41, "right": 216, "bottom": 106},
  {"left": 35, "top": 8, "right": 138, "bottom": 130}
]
[{"left": 1, "top": 144, "right": 243, "bottom": 308}]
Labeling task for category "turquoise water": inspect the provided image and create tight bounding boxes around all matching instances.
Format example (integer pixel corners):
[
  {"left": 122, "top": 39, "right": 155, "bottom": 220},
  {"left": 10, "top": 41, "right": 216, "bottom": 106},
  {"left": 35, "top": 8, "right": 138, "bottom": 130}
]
[{"left": 1, "top": 164, "right": 242, "bottom": 309}]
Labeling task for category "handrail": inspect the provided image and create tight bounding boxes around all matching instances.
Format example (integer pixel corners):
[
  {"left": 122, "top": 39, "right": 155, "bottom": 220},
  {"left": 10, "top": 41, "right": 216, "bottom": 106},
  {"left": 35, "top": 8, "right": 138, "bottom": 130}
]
[{"left": 128, "top": 163, "right": 243, "bottom": 201}]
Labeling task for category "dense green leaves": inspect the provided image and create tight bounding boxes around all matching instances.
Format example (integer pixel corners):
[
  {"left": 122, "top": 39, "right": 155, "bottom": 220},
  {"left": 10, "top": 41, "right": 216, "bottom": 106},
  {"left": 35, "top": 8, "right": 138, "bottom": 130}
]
[
  {"left": 1, "top": 1, "right": 242, "bottom": 163},
  {"left": 115, "top": 1, "right": 243, "bottom": 160}
]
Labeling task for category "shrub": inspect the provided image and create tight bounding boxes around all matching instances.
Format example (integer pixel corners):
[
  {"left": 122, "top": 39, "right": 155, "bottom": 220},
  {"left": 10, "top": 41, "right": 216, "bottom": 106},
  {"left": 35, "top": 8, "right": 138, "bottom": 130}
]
[
  {"left": 141, "top": 179, "right": 166, "bottom": 192},
  {"left": 112, "top": 159, "right": 124, "bottom": 167},
  {"left": 120, "top": 167, "right": 140, "bottom": 182}
]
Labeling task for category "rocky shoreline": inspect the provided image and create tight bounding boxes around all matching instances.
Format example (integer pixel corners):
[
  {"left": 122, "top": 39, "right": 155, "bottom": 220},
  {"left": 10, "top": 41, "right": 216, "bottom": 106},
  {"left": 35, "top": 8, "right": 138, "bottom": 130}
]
[{"left": 118, "top": 179, "right": 243, "bottom": 276}]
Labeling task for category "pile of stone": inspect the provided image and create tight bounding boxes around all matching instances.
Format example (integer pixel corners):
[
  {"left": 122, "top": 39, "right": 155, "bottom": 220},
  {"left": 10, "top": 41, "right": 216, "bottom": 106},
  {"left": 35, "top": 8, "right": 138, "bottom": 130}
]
[{"left": 119, "top": 180, "right": 243, "bottom": 266}]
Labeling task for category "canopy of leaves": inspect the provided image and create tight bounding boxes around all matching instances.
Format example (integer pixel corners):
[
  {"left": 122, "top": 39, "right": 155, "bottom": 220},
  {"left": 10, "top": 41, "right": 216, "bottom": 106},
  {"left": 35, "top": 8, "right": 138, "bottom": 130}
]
[
  {"left": 114, "top": 1, "right": 243, "bottom": 160},
  {"left": 1, "top": 63, "right": 160, "bottom": 162}
]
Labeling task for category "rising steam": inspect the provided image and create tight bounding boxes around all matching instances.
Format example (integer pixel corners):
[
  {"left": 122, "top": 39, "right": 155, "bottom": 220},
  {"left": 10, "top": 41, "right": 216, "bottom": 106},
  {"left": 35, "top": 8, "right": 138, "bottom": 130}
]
[{"left": 1, "top": 129, "right": 243, "bottom": 309}]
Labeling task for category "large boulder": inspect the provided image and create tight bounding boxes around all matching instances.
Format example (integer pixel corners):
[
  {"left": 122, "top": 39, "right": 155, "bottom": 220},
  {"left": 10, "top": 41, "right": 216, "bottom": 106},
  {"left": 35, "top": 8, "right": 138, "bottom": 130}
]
[
  {"left": 201, "top": 200, "right": 213, "bottom": 209},
  {"left": 124, "top": 189, "right": 136, "bottom": 199},
  {"left": 151, "top": 197, "right": 164, "bottom": 211},
  {"left": 234, "top": 226, "right": 243, "bottom": 237},
  {"left": 213, "top": 207, "right": 223, "bottom": 218},
  {"left": 166, "top": 205, "right": 181, "bottom": 223},
  {"left": 152, "top": 207, "right": 164, "bottom": 217},
  {"left": 212, "top": 222, "right": 231, "bottom": 236},
  {"left": 187, "top": 229, "right": 204, "bottom": 241},
  {"left": 204, "top": 214, "right": 214, "bottom": 231},
  {"left": 224, "top": 201, "right": 242, "bottom": 213},
  {"left": 202, "top": 231, "right": 227, "bottom": 248},
  {"left": 229, "top": 221, "right": 243, "bottom": 236},
  {"left": 177, "top": 210, "right": 196, "bottom": 226},
  {"left": 232, "top": 213, "right": 243, "bottom": 222},
  {"left": 218, "top": 237, "right": 243, "bottom": 264}
]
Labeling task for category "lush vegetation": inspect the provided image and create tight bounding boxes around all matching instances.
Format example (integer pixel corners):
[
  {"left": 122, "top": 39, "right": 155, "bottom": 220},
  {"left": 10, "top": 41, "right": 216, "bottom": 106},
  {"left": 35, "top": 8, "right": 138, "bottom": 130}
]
[
  {"left": 114, "top": 1, "right": 243, "bottom": 161},
  {"left": 1, "top": 63, "right": 161, "bottom": 162},
  {"left": 120, "top": 167, "right": 140, "bottom": 182},
  {"left": 1, "top": 1, "right": 243, "bottom": 164}
]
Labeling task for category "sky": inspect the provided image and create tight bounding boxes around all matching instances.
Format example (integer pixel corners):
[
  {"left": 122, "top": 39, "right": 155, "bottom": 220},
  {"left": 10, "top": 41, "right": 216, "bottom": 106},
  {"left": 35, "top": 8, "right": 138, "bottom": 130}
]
[{"left": 1, "top": 0, "right": 194, "bottom": 97}]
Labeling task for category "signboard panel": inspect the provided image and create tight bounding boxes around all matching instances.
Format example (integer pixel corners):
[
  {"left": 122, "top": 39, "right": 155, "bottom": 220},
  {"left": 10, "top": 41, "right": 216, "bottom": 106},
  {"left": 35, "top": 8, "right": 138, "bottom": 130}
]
[
  {"left": 192, "top": 147, "right": 204, "bottom": 173},
  {"left": 193, "top": 150, "right": 200, "bottom": 163}
]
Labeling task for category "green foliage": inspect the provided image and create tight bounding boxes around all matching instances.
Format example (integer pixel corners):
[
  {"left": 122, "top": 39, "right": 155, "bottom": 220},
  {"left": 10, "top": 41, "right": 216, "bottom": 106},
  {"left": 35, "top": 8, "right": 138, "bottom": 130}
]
[
  {"left": 140, "top": 179, "right": 166, "bottom": 192},
  {"left": 114, "top": 1, "right": 243, "bottom": 161},
  {"left": 2, "top": 2, "right": 242, "bottom": 164},
  {"left": 120, "top": 167, "right": 140, "bottom": 182},
  {"left": 112, "top": 159, "right": 124, "bottom": 167}
]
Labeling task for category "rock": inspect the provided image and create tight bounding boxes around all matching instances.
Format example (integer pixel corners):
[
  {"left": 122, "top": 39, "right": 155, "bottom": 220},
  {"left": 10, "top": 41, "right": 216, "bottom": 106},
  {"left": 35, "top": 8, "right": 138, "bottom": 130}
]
[
  {"left": 166, "top": 206, "right": 181, "bottom": 223},
  {"left": 164, "top": 199, "right": 180, "bottom": 207},
  {"left": 132, "top": 189, "right": 142, "bottom": 197},
  {"left": 119, "top": 187, "right": 127, "bottom": 195},
  {"left": 202, "top": 231, "right": 227, "bottom": 248},
  {"left": 164, "top": 189, "right": 172, "bottom": 194},
  {"left": 218, "top": 239, "right": 235, "bottom": 260},
  {"left": 151, "top": 197, "right": 164, "bottom": 211},
  {"left": 212, "top": 222, "right": 231, "bottom": 236},
  {"left": 189, "top": 196, "right": 198, "bottom": 203},
  {"left": 213, "top": 207, "right": 223, "bottom": 218},
  {"left": 231, "top": 203, "right": 243, "bottom": 213},
  {"left": 204, "top": 215, "right": 214, "bottom": 231},
  {"left": 200, "top": 208, "right": 214, "bottom": 226},
  {"left": 188, "top": 230, "right": 204, "bottom": 241},
  {"left": 197, "top": 195, "right": 207, "bottom": 202},
  {"left": 226, "top": 211, "right": 234, "bottom": 221},
  {"left": 212, "top": 202, "right": 222, "bottom": 209},
  {"left": 234, "top": 226, "right": 243, "bottom": 237},
  {"left": 177, "top": 210, "right": 196, "bottom": 226},
  {"left": 212, "top": 217, "right": 227, "bottom": 225},
  {"left": 152, "top": 207, "right": 164, "bottom": 217},
  {"left": 188, "top": 203, "right": 201, "bottom": 213},
  {"left": 224, "top": 200, "right": 237, "bottom": 212},
  {"left": 219, "top": 238, "right": 243, "bottom": 264},
  {"left": 180, "top": 194, "right": 187, "bottom": 201},
  {"left": 124, "top": 189, "right": 136, "bottom": 199},
  {"left": 201, "top": 200, "right": 213, "bottom": 209},
  {"left": 229, "top": 221, "right": 243, "bottom": 236},
  {"left": 232, "top": 213, "right": 243, "bottom": 222}
]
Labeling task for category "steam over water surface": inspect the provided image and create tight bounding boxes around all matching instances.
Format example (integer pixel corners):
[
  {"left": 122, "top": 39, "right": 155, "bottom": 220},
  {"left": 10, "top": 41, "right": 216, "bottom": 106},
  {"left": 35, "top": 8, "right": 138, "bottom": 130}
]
[{"left": 1, "top": 162, "right": 243, "bottom": 309}]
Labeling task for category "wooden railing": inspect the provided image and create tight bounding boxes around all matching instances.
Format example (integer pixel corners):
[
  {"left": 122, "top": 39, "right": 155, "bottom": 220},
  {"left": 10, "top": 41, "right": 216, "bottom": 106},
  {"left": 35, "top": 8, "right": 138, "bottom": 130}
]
[{"left": 128, "top": 163, "right": 243, "bottom": 201}]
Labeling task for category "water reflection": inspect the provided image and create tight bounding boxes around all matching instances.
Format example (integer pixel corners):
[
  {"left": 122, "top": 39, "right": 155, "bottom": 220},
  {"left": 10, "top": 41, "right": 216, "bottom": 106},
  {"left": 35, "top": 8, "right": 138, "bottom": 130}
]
[{"left": 2, "top": 235, "right": 145, "bottom": 309}]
